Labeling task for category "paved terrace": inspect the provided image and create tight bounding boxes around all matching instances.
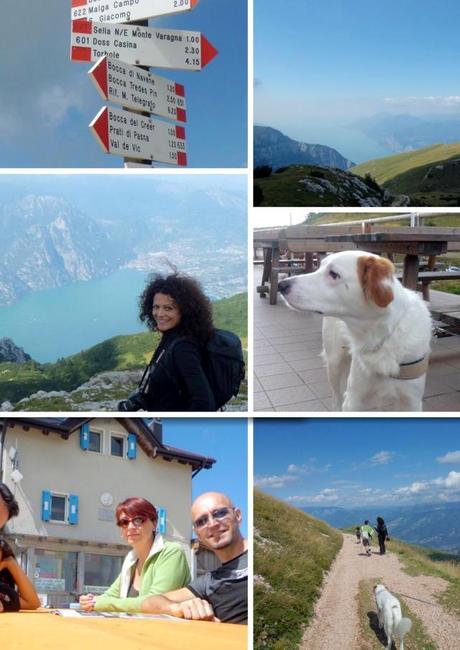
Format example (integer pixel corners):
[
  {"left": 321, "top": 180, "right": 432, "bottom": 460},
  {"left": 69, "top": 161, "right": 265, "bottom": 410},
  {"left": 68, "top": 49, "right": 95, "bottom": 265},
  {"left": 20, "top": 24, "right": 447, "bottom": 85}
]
[{"left": 254, "top": 267, "right": 460, "bottom": 412}]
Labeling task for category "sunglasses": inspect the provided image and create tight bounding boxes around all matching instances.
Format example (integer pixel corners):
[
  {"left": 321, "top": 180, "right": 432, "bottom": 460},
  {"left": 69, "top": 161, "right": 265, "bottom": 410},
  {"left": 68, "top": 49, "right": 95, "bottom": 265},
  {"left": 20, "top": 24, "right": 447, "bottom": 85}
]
[
  {"left": 193, "top": 506, "right": 234, "bottom": 530},
  {"left": 116, "top": 516, "right": 147, "bottom": 529}
]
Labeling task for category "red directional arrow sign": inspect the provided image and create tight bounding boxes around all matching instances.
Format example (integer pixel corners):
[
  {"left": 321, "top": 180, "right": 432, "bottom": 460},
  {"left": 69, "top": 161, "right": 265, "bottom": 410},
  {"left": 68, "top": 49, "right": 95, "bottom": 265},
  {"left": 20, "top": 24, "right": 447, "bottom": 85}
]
[
  {"left": 71, "top": 0, "right": 199, "bottom": 23},
  {"left": 90, "top": 105, "right": 187, "bottom": 165},
  {"left": 89, "top": 56, "right": 187, "bottom": 122},
  {"left": 71, "top": 20, "right": 218, "bottom": 71}
]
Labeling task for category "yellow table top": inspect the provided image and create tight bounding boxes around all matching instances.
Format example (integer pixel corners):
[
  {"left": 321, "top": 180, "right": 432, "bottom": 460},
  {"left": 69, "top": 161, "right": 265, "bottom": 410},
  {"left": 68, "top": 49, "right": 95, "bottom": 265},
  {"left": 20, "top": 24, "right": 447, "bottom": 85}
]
[{"left": 0, "top": 610, "right": 247, "bottom": 650}]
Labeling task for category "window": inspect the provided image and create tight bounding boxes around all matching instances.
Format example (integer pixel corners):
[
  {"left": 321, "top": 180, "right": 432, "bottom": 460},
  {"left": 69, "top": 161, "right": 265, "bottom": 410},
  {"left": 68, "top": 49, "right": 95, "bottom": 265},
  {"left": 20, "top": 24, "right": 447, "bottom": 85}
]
[
  {"left": 84, "top": 554, "right": 123, "bottom": 593},
  {"left": 34, "top": 550, "right": 77, "bottom": 594},
  {"left": 50, "top": 494, "right": 66, "bottom": 522},
  {"left": 88, "top": 430, "right": 102, "bottom": 453},
  {"left": 110, "top": 435, "right": 125, "bottom": 458}
]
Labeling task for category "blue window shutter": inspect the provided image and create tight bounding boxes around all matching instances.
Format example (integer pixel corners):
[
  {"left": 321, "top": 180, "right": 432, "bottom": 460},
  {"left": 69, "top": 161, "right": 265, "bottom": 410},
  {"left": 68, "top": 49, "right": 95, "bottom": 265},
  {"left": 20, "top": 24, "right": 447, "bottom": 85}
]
[
  {"left": 42, "top": 491, "right": 51, "bottom": 522},
  {"left": 80, "top": 423, "right": 90, "bottom": 450},
  {"left": 127, "top": 433, "right": 137, "bottom": 459},
  {"left": 157, "top": 507, "right": 167, "bottom": 534},
  {"left": 68, "top": 495, "right": 79, "bottom": 525}
]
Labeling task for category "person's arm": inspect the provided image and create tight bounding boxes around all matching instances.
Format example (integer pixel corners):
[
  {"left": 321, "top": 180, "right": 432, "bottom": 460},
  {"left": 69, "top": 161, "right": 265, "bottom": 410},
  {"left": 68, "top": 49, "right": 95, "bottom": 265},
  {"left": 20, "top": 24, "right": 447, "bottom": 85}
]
[
  {"left": 95, "top": 544, "right": 191, "bottom": 613},
  {"left": 141, "top": 587, "right": 217, "bottom": 621},
  {"left": 173, "top": 341, "right": 216, "bottom": 411},
  {"left": 0, "top": 558, "right": 40, "bottom": 610},
  {"left": 79, "top": 572, "right": 122, "bottom": 611}
]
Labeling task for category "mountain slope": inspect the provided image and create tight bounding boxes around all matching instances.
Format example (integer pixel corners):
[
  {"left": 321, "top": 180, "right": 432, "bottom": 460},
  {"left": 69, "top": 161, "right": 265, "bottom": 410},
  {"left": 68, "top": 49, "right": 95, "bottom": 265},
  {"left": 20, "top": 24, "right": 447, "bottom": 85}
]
[
  {"left": 351, "top": 142, "right": 460, "bottom": 184},
  {"left": 304, "top": 502, "right": 460, "bottom": 555},
  {"left": 253, "top": 164, "right": 407, "bottom": 207},
  {"left": 254, "top": 125, "right": 354, "bottom": 170},
  {"left": 254, "top": 490, "right": 342, "bottom": 650},
  {"left": 0, "top": 293, "right": 247, "bottom": 409}
]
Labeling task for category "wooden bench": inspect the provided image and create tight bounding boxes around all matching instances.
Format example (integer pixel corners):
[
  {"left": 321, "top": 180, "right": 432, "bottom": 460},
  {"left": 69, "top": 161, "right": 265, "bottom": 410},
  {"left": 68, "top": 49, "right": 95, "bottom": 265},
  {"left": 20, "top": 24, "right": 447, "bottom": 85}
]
[{"left": 396, "top": 270, "right": 460, "bottom": 300}]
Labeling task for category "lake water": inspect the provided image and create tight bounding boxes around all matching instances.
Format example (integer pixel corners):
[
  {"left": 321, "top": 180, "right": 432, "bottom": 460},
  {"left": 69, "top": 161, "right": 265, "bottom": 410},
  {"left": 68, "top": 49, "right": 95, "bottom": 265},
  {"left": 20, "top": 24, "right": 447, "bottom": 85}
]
[{"left": 0, "top": 270, "right": 150, "bottom": 363}]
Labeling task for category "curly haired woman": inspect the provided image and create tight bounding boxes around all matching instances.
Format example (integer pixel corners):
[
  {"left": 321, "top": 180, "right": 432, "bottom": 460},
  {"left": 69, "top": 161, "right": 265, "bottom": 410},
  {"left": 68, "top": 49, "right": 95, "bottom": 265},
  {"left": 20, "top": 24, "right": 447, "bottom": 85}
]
[{"left": 119, "top": 273, "right": 216, "bottom": 411}]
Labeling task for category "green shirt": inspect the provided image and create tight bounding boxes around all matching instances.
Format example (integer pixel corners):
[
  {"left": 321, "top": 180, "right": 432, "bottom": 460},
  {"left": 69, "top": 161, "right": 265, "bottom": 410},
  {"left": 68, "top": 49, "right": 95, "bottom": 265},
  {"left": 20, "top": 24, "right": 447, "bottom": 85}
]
[{"left": 95, "top": 535, "right": 190, "bottom": 613}]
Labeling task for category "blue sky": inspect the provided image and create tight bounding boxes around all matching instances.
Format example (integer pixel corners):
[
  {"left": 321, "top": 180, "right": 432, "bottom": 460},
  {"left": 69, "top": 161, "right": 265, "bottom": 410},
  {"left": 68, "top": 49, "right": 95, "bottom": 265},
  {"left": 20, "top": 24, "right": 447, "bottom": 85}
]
[
  {"left": 255, "top": 0, "right": 460, "bottom": 143},
  {"left": 165, "top": 418, "right": 248, "bottom": 537},
  {"left": 254, "top": 418, "right": 460, "bottom": 509},
  {"left": 0, "top": 0, "right": 247, "bottom": 167}
]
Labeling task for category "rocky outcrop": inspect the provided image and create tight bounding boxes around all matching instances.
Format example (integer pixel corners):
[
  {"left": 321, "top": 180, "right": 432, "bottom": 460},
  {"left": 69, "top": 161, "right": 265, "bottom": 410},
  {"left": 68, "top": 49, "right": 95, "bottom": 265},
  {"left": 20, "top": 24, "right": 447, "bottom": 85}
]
[
  {"left": 0, "top": 338, "right": 31, "bottom": 363},
  {"left": 254, "top": 126, "right": 354, "bottom": 171}
]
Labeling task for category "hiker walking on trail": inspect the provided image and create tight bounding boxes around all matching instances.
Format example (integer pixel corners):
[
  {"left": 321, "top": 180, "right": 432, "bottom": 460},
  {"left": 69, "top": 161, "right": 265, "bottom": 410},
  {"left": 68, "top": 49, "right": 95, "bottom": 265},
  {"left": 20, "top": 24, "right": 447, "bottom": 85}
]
[
  {"left": 375, "top": 516, "right": 390, "bottom": 555},
  {"left": 355, "top": 527, "right": 361, "bottom": 544},
  {"left": 360, "top": 520, "right": 375, "bottom": 556}
]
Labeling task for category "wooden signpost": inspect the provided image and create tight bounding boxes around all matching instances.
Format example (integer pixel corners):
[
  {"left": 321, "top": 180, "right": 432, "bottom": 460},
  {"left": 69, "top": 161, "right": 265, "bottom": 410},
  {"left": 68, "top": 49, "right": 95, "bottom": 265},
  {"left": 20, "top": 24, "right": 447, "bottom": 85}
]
[{"left": 70, "top": 1, "right": 218, "bottom": 166}]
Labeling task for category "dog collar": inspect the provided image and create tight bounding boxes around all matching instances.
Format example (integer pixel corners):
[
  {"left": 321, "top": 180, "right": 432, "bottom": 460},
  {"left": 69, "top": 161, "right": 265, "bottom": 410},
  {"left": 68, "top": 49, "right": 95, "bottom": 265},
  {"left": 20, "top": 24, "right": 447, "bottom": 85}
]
[{"left": 391, "top": 355, "right": 429, "bottom": 380}]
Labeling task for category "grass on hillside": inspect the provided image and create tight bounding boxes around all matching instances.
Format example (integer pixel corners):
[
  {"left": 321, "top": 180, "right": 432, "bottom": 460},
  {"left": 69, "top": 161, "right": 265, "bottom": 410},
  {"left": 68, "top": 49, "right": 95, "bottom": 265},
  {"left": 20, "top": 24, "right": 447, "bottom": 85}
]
[
  {"left": 357, "top": 578, "right": 436, "bottom": 650},
  {"left": 0, "top": 293, "right": 247, "bottom": 406},
  {"left": 351, "top": 142, "right": 460, "bottom": 185},
  {"left": 254, "top": 489, "right": 343, "bottom": 650},
  {"left": 389, "top": 539, "right": 460, "bottom": 618}
]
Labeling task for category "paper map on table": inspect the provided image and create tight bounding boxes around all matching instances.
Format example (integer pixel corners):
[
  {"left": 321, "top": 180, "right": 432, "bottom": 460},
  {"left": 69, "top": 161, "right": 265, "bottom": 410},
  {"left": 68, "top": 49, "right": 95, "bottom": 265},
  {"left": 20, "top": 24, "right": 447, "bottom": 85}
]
[{"left": 52, "top": 609, "right": 187, "bottom": 621}]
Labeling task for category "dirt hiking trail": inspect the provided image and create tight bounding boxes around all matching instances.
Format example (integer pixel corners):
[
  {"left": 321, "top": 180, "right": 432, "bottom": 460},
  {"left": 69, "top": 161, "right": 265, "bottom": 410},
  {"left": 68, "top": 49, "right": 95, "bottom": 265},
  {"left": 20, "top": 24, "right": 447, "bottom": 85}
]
[{"left": 301, "top": 533, "right": 460, "bottom": 649}]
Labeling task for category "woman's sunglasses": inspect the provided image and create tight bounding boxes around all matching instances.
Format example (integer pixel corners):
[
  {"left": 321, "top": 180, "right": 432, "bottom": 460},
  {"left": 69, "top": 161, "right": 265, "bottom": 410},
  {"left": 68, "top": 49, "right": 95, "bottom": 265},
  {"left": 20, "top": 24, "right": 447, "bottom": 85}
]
[{"left": 116, "top": 516, "right": 147, "bottom": 529}]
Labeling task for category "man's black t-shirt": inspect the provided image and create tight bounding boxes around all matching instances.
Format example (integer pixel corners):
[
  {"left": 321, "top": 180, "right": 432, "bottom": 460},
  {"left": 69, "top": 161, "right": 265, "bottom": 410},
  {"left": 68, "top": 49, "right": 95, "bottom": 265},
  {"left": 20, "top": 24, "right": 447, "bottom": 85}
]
[{"left": 187, "top": 550, "right": 248, "bottom": 624}]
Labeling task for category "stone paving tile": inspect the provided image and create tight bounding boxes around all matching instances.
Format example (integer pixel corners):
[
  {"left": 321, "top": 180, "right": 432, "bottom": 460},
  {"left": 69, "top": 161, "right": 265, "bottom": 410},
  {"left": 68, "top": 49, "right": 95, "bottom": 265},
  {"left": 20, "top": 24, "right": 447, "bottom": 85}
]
[
  {"left": 426, "top": 361, "right": 460, "bottom": 378},
  {"left": 254, "top": 342, "right": 277, "bottom": 354},
  {"left": 281, "top": 349, "right": 322, "bottom": 362},
  {"left": 423, "top": 376, "right": 455, "bottom": 398},
  {"left": 308, "top": 380, "right": 333, "bottom": 400},
  {"left": 255, "top": 362, "right": 293, "bottom": 378},
  {"left": 275, "top": 400, "right": 329, "bottom": 412},
  {"left": 439, "top": 372, "right": 460, "bottom": 391},
  {"left": 424, "top": 392, "right": 460, "bottom": 411},
  {"left": 254, "top": 352, "right": 286, "bottom": 366},
  {"left": 258, "top": 372, "right": 304, "bottom": 392},
  {"left": 254, "top": 392, "right": 273, "bottom": 410},
  {"left": 265, "top": 384, "right": 317, "bottom": 407},
  {"left": 287, "top": 356, "right": 325, "bottom": 372},
  {"left": 253, "top": 376, "right": 263, "bottom": 393},
  {"left": 273, "top": 341, "right": 317, "bottom": 354},
  {"left": 297, "top": 368, "right": 329, "bottom": 384}
]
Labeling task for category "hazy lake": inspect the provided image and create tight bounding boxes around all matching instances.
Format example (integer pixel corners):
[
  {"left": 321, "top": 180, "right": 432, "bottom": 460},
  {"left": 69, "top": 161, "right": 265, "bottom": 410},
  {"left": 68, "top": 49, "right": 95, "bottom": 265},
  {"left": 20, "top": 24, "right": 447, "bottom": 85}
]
[{"left": 0, "top": 270, "right": 149, "bottom": 363}]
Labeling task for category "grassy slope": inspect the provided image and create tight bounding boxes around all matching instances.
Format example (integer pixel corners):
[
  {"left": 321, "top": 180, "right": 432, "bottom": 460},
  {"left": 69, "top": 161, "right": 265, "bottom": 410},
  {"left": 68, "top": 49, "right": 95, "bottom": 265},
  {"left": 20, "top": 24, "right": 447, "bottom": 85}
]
[
  {"left": 254, "top": 490, "right": 342, "bottom": 650},
  {"left": 351, "top": 142, "right": 460, "bottom": 185},
  {"left": 0, "top": 293, "right": 247, "bottom": 405}
]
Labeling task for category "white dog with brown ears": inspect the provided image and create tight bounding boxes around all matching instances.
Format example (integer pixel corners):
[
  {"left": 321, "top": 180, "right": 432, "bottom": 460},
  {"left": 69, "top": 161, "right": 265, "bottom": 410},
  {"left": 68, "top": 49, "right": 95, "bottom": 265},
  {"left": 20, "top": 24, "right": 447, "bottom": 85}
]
[
  {"left": 278, "top": 250, "right": 432, "bottom": 411},
  {"left": 374, "top": 584, "right": 412, "bottom": 650}
]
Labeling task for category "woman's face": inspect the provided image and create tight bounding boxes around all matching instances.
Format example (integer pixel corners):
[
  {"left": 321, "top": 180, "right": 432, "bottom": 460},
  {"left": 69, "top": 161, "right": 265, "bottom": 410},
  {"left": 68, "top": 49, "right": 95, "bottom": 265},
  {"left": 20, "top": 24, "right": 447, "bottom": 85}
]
[
  {"left": 117, "top": 511, "right": 156, "bottom": 547},
  {"left": 152, "top": 293, "right": 182, "bottom": 332}
]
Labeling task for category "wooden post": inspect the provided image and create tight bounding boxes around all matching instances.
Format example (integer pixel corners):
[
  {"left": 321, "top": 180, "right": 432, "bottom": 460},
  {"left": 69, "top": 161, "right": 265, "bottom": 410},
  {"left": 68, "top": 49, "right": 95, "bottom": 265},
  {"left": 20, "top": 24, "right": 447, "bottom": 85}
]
[{"left": 123, "top": 19, "right": 152, "bottom": 167}]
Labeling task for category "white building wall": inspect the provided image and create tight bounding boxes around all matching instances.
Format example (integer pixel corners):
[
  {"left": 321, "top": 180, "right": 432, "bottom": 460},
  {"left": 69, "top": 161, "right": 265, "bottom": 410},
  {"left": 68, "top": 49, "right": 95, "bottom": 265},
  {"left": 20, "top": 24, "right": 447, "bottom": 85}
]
[{"left": 2, "top": 419, "right": 193, "bottom": 560}]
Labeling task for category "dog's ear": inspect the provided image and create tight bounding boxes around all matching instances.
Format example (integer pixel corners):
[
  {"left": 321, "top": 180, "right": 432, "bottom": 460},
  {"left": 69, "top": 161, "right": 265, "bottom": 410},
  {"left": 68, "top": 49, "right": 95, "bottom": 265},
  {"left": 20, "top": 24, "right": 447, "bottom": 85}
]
[{"left": 358, "top": 256, "right": 395, "bottom": 308}]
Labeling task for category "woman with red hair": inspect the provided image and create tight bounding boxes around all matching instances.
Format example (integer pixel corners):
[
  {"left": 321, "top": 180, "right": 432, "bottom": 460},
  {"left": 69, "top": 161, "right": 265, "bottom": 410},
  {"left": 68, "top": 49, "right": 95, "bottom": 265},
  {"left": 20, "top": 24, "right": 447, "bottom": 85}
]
[{"left": 79, "top": 497, "right": 190, "bottom": 613}]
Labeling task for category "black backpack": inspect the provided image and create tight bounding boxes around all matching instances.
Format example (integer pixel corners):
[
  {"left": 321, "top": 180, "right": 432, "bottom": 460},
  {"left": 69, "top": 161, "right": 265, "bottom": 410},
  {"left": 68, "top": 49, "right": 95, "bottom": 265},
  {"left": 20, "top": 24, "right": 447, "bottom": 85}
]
[{"left": 166, "top": 329, "right": 245, "bottom": 409}]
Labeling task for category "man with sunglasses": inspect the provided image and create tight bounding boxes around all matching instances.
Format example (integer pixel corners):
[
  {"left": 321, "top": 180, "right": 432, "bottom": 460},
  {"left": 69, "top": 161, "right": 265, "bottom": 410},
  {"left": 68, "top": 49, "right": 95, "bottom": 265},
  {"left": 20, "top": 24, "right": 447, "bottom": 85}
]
[{"left": 141, "top": 492, "right": 247, "bottom": 623}]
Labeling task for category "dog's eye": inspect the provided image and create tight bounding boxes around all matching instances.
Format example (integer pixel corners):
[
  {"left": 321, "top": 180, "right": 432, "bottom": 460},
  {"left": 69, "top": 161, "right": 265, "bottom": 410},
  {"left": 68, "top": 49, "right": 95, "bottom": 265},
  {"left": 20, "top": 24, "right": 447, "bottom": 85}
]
[{"left": 329, "top": 269, "right": 341, "bottom": 280}]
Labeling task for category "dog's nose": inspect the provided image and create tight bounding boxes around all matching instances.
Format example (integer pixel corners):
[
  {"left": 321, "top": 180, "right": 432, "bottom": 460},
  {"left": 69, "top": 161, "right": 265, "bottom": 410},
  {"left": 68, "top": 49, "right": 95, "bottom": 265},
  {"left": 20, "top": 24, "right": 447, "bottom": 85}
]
[{"left": 278, "top": 279, "right": 291, "bottom": 295}]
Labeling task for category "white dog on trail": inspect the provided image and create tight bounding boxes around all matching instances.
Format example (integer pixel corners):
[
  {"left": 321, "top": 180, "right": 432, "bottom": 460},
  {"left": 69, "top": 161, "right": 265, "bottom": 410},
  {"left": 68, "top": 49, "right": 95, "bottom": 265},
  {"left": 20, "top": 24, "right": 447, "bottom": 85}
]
[
  {"left": 374, "top": 584, "right": 412, "bottom": 650},
  {"left": 278, "top": 250, "right": 432, "bottom": 411}
]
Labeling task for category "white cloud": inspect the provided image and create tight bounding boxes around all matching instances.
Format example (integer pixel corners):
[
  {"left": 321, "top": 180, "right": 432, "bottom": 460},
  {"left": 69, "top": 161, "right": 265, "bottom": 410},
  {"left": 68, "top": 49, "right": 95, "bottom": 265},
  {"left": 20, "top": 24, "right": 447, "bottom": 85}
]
[
  {"left": 254, "top": 474, "right": 298, "bottom": 489},
  {"left": 437, "top": 451, "right": 460, "bottom": 464},
  {"left": 37, "top": 84, "right": 85, "bottom": 127},
  {"left": 287, "top": 461, "right": 331, "bottom": 475},
  {"left": 383, "top": 95, "right": 460, "bottom": 113},
  {"left": 369, "top": 451, "right": 394, "bottom": 465},
  {"left": 286, "top": 488, "right": 339, "bottom": 504},
  {"left": 393, "top": 471, "right": 460, "bottom": 502}
]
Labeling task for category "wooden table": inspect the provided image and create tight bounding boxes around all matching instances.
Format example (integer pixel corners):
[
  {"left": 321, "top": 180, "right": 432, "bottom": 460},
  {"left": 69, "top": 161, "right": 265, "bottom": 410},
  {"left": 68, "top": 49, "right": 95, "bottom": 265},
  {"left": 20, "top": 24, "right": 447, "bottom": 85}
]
[
  {"left": 0, "top": 610, "right": 247, "bottom": 650},
  {"left": 325, "top": 231, "right": 460, "bottom": 291}
]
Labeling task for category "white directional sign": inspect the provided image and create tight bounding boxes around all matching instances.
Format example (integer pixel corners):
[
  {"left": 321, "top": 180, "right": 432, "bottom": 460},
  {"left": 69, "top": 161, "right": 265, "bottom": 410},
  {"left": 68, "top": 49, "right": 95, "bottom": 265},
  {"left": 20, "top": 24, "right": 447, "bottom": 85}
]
[
  {"left": 71, "top": 19, "right": 218, "bottom": 71},
  {"left": 90, "top": 105, "right": 187, "bottom": 165},
  {"left": 71, "top": 0, "right": 199, "bottom": 23},
  {"left": 89, "top": 56, "right": 186, "bottom": 122}
]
